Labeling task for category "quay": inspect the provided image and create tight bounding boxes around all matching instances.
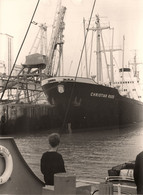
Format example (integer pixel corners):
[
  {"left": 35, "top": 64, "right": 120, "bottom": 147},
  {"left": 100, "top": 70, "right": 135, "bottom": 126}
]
[
  {"left": 0, "top": 103, "right": 63, "bottom": 135},
  {"left": 0, "top": 137, "right": 137, "bottom": 194}
]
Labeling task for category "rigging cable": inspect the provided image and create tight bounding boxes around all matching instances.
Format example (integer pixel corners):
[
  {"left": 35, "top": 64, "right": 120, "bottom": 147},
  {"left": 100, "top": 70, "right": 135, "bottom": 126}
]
[
  {"left": 0, "top": 0, "right": 41, "bottom": 101},
  {"left": 60, "top": 0, "right": 97, "bottom": 134}
]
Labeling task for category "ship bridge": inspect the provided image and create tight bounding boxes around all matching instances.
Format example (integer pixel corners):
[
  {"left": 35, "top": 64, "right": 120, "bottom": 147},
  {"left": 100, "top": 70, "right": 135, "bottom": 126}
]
[{"left": 114, "top": 67, "right": 143, "bottom": 102}]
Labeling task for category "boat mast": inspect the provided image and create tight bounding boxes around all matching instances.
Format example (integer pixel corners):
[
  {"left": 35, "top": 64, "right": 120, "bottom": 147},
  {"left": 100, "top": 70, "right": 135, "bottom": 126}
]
[
  {"left": 128, "top": 51, "right": 142, "bottom": 80},
  {"left": 96, "top": 15, "right": 102, "bottom": 83},
  {"left": 108, "top": 28, "right": 121, "bottom": 85},
  {"left": 122, "top": 35, "right": 125, "bottom": 91},
  {"left": 110, "top": 28, "right": 114, "bottom": 84},
  {"left": 100, "top": 28, "right": 121, "bottom": 86},
  {"left": 83, "top": 18, "right": 89, "bottom": 77},
  {"left": 133, "top": 53, "right": 138, "bottom": 77},
  {"left": 95, "top": 15, "right": 110, "bottom": 84},
  {"left": 89, "top": 30, "right": 94, "bottom": 76}
]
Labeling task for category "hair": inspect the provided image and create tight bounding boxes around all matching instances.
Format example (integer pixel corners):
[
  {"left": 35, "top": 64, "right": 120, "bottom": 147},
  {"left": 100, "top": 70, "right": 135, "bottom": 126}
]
[{"left": 48, "top": 133, "right": 60, "bottom": 148}]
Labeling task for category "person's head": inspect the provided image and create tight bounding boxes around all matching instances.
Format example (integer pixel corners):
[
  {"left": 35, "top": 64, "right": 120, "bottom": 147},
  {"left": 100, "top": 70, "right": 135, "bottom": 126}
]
[{"left": 48, "top": 133, "right": 60, "bottom": 148}]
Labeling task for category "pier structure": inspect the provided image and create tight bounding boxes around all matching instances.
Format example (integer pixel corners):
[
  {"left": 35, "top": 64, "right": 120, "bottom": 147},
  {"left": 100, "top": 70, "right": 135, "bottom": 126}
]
[{"left": 0, "top": 53, "right": 46, "bottom": 104}]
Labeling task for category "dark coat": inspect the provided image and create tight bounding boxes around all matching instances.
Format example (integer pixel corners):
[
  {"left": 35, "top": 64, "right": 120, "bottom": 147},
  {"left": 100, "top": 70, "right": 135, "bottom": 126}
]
[
  {"left": 134, "top": 151, "right": 143, "bottom": 194},
  {"left": 41, "top": 151, "right": 66, "bottom": 185}
]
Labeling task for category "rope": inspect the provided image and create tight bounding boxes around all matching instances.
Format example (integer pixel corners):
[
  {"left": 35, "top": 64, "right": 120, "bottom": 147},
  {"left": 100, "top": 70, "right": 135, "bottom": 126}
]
[
  {"left": 0, "top": 0, "right": 41, "bottom": 101},
  {"left": 60, "top": 0, "right": 97, "bottom": 134}
]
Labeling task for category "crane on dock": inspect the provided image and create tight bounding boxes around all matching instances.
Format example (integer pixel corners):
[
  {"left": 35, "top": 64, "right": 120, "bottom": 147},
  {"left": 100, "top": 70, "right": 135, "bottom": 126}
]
[
  {"left": 0, "top": 23, "right": 47, "bottom": 103},
  {"left": 0, "top": 1, "right": 66, "bottom": 104},
  {"left": 44, "top": 3, "right": 66, "bottom": 77}
]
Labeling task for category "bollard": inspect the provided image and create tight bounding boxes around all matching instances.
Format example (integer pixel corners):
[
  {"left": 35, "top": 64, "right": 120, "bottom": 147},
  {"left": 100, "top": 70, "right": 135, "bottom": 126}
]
[
  {"left": 99, "top": 182, "right": 113, "bottom": 195},
  {"left": 54, "top": 173, "right": 76, "bottom": 195}
]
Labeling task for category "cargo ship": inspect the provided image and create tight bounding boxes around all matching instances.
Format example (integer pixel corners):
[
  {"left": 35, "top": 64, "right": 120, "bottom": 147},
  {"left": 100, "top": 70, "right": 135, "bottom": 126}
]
[
  {"left": 41, "top": 14, "right": 143, "bottom": 131},
  {"left": 1, "top": 3, "right": 142, "bottom": 133}
]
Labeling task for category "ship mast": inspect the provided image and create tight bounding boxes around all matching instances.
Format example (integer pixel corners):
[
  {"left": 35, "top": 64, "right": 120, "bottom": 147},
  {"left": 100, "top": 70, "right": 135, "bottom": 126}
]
[
  {"left": 121, "top": 35, "right": 125, "bottom": 91},
  {"left": 128, "top": 51, "right": 143, "bottom": 80},
  {"left": 83, "top": 17, "right": 89, "bottom": 78},
  {"left": 88, "top": 15, "right": 110, "bottom": 83},
  {"left": 101, "top": 28, "right": 122, "bottom": 85},
  {"left": 110, "top": 28, "right": 114, "bottom": 84},
  {"left": 95, "top": 15, "right": 110, "bottom": 84},
  {"left": 96, "top": 15, "right": 102, "bottom": 83}
]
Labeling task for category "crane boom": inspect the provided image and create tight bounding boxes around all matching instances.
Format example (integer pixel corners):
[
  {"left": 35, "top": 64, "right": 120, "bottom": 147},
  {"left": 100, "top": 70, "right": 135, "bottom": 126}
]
[{"left": 44, "top": 5, "right": 66, "bottom": 76}]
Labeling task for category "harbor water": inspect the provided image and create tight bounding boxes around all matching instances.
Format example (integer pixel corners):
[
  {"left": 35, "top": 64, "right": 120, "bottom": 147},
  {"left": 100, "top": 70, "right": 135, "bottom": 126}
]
[{"left": 14, "top": 123, "right": 143, "bottom": 183}]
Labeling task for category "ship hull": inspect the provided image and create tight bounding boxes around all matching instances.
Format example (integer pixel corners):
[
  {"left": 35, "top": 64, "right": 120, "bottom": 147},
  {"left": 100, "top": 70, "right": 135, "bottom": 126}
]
[{"left": 41, "top": 76, "right": 143, "bottom": 131}]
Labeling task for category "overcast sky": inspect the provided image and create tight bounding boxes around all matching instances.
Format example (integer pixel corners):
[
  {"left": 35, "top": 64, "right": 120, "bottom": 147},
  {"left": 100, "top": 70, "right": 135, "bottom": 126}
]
[{"left": 0, "top": 0, "right": 143, "bottom": 78}]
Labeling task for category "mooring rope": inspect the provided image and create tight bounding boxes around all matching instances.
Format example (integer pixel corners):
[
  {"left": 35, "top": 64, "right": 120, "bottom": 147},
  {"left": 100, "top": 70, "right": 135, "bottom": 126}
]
[
  {"left": 0, "top": 0, "right": 41, "bottom": 101},
  {"left": 60, "top": 0, "right": 97, "bottom": 134}
]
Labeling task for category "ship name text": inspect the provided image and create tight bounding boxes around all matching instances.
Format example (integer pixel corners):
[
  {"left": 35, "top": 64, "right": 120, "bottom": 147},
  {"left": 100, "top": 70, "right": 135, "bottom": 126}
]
[{"left": 90, "top": 92, "right": 115, "bottom": 99}]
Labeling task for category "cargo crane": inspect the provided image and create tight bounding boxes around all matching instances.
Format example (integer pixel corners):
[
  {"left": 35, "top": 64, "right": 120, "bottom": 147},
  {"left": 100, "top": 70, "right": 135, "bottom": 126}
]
[
  {"left": 29, "top": 22, "right": 47, "bottom": 55},
  {"left": 11, "top": 22, "right": 48, "bottom": 103},
  {"left": 0, "top": 1, "right": 66, "bottom": 104},
  {"left": 44, "top": 4, "right": 66, "bottom": 76},
  {"left": 14, "top": 3, "right": 66, "bottom": 102},
  {"left": 19, "top": 1, "right": 66, "bottom": 101},
  {"left": 0, "top": 23, "right": 47, "bottom": 103}
]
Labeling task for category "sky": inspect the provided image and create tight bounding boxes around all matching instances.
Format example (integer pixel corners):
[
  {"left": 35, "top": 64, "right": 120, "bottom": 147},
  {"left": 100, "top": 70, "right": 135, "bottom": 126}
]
[{"left": 0, "top": 0, "right": 143, "bottom": 79}]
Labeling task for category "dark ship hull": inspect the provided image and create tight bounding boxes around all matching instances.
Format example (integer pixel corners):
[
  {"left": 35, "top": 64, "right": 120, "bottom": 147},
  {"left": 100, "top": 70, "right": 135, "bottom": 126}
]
[{"left": 41, "top": 76, "right": 143, "bottom": 131}]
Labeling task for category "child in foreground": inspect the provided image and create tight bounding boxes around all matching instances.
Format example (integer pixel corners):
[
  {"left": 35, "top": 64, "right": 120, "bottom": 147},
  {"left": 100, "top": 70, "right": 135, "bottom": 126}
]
[{"left": 40, "top": 133, "right": 66, "bottom": 185}]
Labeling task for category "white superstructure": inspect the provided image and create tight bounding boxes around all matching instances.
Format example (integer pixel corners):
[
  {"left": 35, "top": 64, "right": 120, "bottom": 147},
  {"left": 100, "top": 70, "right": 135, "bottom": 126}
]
[{"left": 114, "top": 67, "right": 143, "bottom": 102}]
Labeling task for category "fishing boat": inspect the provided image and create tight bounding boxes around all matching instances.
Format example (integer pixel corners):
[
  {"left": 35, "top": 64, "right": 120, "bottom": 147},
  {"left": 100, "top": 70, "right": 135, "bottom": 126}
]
[{"left": 41, "top": 12, "right": 143, "bottom": 131}]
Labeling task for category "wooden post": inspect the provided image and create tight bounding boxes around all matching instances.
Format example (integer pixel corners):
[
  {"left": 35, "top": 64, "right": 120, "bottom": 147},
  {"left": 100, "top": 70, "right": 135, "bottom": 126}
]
[
  {"left": 99, "top": 182, "right": 113, "bottom": 195},
  {"left": 54, "top": 173, "right": 76, "bottom": 195},
  {"left": 117, "top": 184, "right": 121, "bottom": 195},
  {"left": 67, "top": 123, "right": 72, "bottom": 133}
]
